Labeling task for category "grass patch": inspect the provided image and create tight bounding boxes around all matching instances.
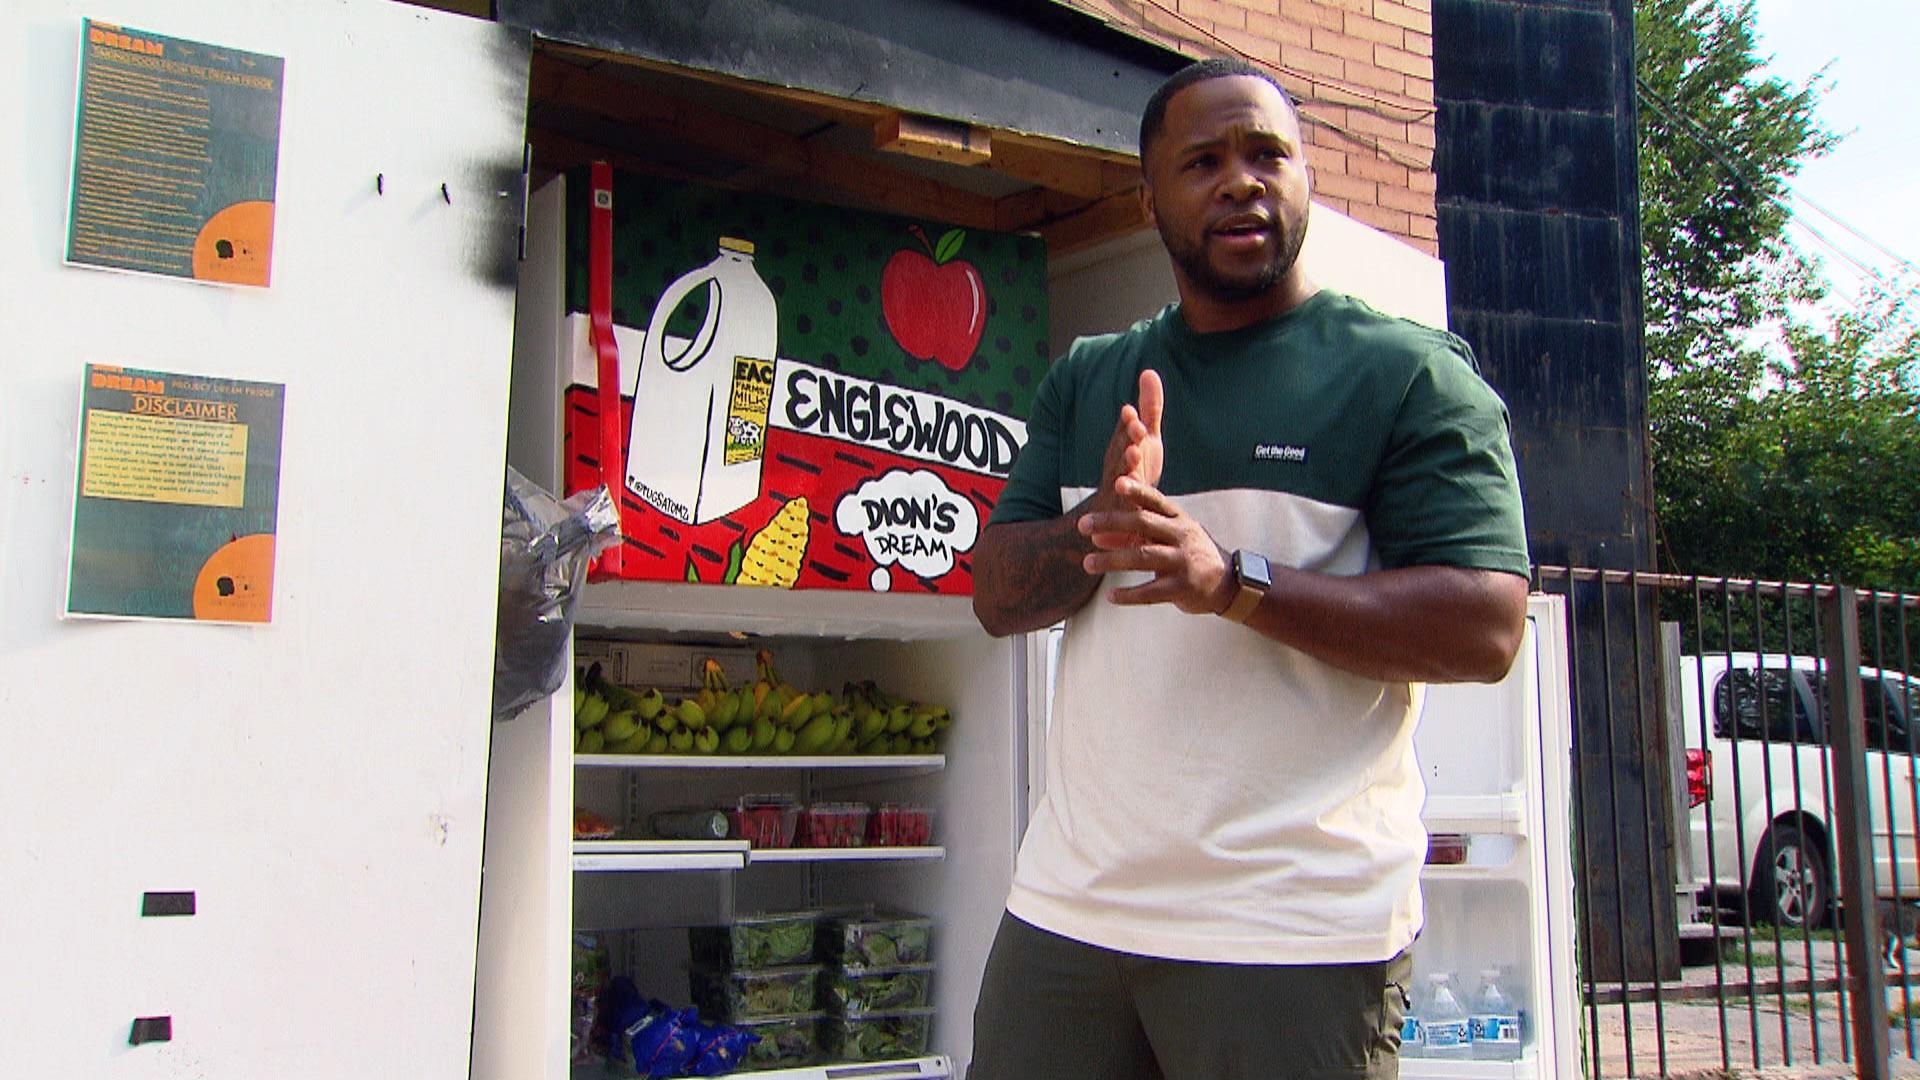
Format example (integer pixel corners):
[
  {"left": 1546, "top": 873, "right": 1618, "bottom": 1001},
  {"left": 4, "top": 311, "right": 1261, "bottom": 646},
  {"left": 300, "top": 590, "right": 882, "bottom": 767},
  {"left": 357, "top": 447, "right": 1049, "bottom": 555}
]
[
  {"left": 1718, "top": 941, "right": 1780, "bottom": 967},
  {"left": 1714, "top": 927, "right": 1851, "bottom": 967},
  {"left": 1892, "top": 999, "right": 1920, "bottom": 1029}
]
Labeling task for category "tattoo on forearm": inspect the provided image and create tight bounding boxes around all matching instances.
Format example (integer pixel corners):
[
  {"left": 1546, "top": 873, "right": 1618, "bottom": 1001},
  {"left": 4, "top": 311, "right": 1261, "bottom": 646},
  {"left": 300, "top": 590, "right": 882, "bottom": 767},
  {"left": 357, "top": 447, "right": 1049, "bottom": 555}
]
[
  {"left": 1005, "top": 520, "right": 1098, "bottom": 618},
  {"left": 979, "top": 514, "right": 1101, "bottom": 630}
]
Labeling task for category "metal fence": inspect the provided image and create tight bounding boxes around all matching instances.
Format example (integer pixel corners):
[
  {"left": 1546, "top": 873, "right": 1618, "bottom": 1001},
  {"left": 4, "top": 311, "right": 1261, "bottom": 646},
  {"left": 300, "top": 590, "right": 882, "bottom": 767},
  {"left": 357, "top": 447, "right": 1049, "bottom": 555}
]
[{"left": 1534, "top": 567, "right": 1920, "bottom": 1080}]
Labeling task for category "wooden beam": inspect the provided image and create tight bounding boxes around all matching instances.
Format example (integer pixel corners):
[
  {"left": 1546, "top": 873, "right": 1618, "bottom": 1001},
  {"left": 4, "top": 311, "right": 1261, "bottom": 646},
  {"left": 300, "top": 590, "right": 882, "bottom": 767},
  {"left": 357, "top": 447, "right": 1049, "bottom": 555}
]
[
  {"left": 529, "top": 127, "right": 719, "bottom": 189},
  {"left": 1035, "top": 188, "right": 1150, "bottom": 255},
  {"left": 992, "top": 187, "right": 1055, "bottom": 234},
  {"left": 529, "top": 46, "right": 1154, "bottom": 250},
  {"left": 989, "top": 132, "right": 1138, "bottom": 200},
  {"left": 539, "top": 43, "right": 894, "bottom": 130},
  {"left": 874, "top": 112, "right": 993, "bottom": 167},
  {"left": 530, "top": 62, "right": 1001, "bottom": 230}
]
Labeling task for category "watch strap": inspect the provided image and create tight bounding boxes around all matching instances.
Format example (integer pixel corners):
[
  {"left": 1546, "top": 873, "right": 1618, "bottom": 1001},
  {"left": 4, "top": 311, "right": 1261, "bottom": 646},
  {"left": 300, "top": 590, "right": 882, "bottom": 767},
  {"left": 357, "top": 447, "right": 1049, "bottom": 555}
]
[{"left": 1222, "top": 581, "right": 1263, "bottom": 622}]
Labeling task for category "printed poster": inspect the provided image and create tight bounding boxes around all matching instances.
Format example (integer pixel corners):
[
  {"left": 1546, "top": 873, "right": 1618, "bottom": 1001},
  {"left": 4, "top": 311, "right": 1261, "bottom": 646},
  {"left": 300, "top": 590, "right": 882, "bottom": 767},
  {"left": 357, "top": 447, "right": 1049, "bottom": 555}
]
[
  {"left": 66, "top": 19, "right": 284, "bottom": 286},
  {"left": 67, "top": 365, "right": 286, "bottom": 623},
  {"left": 562, "top": 171, "right": 1049, "bottom": 596}
]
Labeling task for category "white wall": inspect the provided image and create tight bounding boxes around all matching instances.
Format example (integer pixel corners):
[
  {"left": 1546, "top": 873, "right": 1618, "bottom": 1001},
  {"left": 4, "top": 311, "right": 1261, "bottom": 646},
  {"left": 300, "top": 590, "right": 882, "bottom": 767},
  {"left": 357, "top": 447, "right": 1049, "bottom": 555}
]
[
  {"left": 1046, "top": 202, "right": 1450, "bottom": 357},
  {"left": 0, "top": 2, "right": 528, "bottom": 1077}
]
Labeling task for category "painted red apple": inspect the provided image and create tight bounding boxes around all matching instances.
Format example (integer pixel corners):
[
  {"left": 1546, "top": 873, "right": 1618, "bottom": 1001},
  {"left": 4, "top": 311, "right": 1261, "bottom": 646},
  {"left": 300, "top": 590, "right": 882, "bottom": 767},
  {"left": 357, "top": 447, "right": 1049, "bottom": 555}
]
[{"left": 882, "top": 226, "right": 987, "bottom": 371}]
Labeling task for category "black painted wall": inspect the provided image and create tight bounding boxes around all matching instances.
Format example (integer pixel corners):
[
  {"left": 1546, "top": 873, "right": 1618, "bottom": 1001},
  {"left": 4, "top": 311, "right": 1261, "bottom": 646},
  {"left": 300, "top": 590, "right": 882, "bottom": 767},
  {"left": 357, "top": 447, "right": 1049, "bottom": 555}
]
[{"left": 1433, "top": 0, "right": 1678, "bottom": 982}]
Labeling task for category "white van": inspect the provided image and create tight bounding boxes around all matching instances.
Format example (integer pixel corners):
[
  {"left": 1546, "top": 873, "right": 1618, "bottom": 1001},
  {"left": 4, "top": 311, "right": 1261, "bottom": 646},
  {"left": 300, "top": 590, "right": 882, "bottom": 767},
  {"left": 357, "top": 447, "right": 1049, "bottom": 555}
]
[{"left": 1679, "top": 653, "right": 1920, "bottom": 928}]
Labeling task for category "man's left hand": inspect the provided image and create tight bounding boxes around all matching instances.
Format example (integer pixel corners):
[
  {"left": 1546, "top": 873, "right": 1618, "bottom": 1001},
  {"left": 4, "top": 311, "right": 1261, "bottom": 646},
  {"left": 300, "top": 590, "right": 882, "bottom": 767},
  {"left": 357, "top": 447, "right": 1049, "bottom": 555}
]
[{"left": 1077, "top": 476, "right": 1236, "bottom": 616}]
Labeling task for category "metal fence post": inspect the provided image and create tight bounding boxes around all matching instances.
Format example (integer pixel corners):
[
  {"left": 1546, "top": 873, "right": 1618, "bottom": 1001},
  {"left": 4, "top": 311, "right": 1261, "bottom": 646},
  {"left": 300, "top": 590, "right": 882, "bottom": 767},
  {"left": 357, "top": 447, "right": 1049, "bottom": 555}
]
[{"left": 1823, "top": 584, "right": 1891, "bottom": 1080}]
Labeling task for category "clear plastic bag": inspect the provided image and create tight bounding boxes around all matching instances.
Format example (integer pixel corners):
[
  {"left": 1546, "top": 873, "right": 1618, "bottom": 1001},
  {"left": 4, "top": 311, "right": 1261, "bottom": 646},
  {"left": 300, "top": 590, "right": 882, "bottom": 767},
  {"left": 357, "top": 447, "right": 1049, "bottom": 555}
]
[{"left": 492, "top": 469, "right": 619, "bottom": 721}]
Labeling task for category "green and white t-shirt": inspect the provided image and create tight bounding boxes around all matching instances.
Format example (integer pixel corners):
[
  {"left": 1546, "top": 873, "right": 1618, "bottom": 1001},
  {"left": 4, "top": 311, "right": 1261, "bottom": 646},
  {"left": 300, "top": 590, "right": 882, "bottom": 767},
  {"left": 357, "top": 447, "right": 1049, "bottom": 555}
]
[{"left": 993, "top": 290, "right": 1529, "bottom": 965}]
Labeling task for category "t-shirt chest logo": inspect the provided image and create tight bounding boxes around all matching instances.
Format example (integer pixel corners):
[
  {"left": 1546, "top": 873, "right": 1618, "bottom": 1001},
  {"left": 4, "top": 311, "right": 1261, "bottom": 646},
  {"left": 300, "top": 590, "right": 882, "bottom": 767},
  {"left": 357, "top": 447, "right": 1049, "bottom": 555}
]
[{"left": 1253, "top": 443, "right": 1309, "bottom": 463}]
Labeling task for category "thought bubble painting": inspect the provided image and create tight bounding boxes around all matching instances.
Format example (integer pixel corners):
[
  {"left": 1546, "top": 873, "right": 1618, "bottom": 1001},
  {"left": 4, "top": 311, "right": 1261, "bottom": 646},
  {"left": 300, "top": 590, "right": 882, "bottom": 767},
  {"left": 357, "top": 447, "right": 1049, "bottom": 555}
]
[{"left": 834, "top": 469, "right": 981, "bottom": 591}]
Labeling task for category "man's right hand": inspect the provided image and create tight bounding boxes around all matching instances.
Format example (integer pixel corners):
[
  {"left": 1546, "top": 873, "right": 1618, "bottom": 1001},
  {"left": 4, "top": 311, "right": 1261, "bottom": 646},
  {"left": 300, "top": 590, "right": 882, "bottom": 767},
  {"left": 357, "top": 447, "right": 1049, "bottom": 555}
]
[
  {"left": 971, "top": 368, "right": 1167, "bottom": 637},
  {"left": 1087, "top": 369, "right": 1165, "bottom": 548}
]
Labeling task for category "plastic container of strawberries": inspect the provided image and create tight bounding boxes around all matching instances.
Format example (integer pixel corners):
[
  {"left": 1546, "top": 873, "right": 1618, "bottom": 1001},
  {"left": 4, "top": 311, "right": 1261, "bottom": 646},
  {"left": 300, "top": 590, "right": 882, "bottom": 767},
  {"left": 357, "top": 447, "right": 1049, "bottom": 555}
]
[
  {"left": 799, "top": 802, "right": 870, "bottom": 848},
  {"left": 866, "top": 803, "right": 934, "bottom": 847},
  {"left": 729, "top": 794, "right": 800, "bottom": 849}
]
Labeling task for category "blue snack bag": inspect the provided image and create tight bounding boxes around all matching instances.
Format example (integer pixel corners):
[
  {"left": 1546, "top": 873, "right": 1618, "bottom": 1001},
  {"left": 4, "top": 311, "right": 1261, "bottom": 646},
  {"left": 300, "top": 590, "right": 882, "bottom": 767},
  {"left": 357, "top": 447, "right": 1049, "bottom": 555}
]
[{"left": 690, "top": 1023, "right": 758, "bottom": 1075}]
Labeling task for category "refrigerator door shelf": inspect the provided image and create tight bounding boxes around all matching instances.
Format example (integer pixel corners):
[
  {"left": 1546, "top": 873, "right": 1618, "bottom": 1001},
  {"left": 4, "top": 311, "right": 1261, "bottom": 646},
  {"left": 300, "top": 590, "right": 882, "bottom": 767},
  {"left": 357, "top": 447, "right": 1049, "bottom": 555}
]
[
  {"left": 572, "top": 839, "right": 751, "bottom": 872},
  {"left": 1419, "top": 855, "right": 1527, "bottom": 884},
  {"left": 575, "top": 753, "right": 946, "bottom": 772},
  {"left": 1420, "top": 833, "right": 1528, "bottom": 881},
  {"left": 1421, "top": 791, "right": 1525, "bottom": 835},
  {"left": 750, "top": 846, "right": 945, "bottom": 864},
  {"left": 576, "top": 579, "right": 981, "bottom": 641},
  {"left": 1398, "top": 1048, "right": 1541, "bottom": 1078},
  {"left": 567, "top": 1056, "right": 954, "bottom": 1080}
]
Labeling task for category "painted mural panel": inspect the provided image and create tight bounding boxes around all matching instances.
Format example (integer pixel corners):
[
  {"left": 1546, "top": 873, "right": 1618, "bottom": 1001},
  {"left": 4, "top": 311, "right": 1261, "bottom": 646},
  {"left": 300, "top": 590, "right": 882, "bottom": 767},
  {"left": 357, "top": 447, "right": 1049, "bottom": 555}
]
[{"left": 561, "top": 170, "right": 1047, "bottom": 595}]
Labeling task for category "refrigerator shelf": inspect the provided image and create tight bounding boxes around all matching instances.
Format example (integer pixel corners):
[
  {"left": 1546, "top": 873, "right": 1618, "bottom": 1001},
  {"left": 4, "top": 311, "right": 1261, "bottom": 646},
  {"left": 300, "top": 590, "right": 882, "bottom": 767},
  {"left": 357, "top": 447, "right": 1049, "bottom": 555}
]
[
  {"left": 572, "top": 839, "right": 750, "bottom": 872},
  {"left": 577, "top": 579, "right": 982, "bottom": 641},
  {"left": 574, "top": 753, "right": 946, "bottom": 771},
  {"left": 569, "top": 841, "right": 946, "bottom": 871},
  {"left": 1399, "top": 1048, "right": 1541, "bottom": 1077},
  {"left": 1420, "top": 791, "right": 1525, "bottom": 835},
  {"left": 568, "top": 1056, "right": 953, "bottom": 1080},
  {"left": 750, "top": 845, "right": 945, "bottom": 864}
]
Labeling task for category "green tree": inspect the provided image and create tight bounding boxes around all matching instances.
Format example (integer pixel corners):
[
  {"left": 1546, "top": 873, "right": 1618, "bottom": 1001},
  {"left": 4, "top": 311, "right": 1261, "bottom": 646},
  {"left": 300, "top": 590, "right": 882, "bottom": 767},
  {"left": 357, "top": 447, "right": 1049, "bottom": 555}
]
[
  {"left": 1656, "top": 287, "right": 1920, "bottom": 590},
  {"left": 1635, "top": 0, "right": 1833, "bottom": 378},
  {"left": 1630, "top": 0, "right": 1920, "bottom": 588}
]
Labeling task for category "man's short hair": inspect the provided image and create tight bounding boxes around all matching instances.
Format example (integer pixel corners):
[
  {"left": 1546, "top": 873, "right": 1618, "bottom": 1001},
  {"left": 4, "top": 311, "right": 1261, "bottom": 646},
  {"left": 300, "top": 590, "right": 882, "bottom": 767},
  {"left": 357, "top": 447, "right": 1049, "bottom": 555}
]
[{"left": 1138, "top": 58, "right": 1297, "bottom": 166}]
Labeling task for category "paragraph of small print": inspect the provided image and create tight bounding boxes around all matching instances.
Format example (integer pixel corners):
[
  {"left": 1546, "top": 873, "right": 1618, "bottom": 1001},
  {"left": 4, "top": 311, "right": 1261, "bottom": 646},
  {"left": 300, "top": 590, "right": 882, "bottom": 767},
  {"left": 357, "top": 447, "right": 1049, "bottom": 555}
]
[{"left": 81, "top": 409, "right": 248, "bottom": 507}]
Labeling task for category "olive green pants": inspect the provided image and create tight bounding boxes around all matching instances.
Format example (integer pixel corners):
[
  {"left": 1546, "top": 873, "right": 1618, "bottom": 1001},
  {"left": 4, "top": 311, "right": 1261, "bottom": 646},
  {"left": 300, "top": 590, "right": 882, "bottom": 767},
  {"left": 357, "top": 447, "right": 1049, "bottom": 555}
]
[{"left": 969, "top": 912, "right": 1410, "bottom": 1080}]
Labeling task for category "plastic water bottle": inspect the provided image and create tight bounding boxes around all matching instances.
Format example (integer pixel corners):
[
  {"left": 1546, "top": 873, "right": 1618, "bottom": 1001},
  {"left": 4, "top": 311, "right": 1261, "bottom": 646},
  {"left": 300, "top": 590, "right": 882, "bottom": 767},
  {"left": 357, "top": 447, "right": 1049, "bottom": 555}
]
[
  {"left": 1399, "top": 977, "right": 1426, "bottom": 1059},
  {"left": 1423, "top": 973, "right": 1472, "bottom": 1060},
  {"left": 1469, "top": 967, "right": 1523, "bottom": 1060}
]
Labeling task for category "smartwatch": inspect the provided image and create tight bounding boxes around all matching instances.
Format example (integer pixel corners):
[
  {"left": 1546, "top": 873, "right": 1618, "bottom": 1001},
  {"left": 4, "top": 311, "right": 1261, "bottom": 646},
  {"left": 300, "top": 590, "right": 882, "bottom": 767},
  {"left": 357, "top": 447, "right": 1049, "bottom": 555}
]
[{"left": 1221, "top": 550, "right": 1272, "bottom": 623}]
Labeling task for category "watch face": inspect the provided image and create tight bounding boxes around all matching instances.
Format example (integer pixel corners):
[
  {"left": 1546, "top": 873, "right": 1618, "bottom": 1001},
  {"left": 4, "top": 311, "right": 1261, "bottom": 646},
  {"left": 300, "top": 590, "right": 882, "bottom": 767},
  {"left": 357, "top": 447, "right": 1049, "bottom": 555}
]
[{"left": 1236, "top": 550, "right": 1273, "bottom": 590}]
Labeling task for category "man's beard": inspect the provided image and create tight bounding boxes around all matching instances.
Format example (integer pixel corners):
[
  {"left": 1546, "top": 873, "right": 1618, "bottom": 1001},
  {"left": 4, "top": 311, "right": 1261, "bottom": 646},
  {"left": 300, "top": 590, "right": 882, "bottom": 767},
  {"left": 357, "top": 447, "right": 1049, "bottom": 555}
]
[{"left": 1158, "top": 205, "right": 1308, "bottom": 304}]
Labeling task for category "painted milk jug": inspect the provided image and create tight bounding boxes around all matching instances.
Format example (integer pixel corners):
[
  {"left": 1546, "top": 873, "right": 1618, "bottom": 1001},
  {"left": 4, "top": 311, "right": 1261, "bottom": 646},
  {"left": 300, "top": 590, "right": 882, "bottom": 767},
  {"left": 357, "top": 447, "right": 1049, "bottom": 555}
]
[{"left": 625, "top": 237, "right": 778, "bottom": 525}]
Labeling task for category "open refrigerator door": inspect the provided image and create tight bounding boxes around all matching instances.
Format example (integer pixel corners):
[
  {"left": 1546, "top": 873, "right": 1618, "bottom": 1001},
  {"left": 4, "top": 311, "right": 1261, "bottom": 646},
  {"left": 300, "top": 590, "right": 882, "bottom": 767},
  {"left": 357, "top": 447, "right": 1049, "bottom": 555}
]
[{"left": 1407, "top": 594, "right": 1577, "bottom": 1078}]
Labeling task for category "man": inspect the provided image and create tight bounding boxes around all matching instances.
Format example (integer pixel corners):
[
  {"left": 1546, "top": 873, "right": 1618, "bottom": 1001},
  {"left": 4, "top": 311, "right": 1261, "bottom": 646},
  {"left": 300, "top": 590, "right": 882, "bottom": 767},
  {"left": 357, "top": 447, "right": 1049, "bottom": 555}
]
[{"left": 967, "top": 59, "right": 1532, "bottom": 1079}]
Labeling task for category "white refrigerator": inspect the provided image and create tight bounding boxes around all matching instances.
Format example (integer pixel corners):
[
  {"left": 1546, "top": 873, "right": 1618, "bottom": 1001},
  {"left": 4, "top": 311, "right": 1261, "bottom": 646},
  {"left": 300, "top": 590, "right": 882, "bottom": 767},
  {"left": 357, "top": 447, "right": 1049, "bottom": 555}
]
[{"left": 471, "top": 172, "right": 1578, "bottom": 1080}]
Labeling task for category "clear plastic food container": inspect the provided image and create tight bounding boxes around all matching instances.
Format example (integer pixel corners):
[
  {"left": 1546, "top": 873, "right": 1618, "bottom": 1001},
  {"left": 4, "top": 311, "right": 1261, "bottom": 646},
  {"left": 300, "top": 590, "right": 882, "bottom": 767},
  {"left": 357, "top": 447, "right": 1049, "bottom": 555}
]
[
  {"left": 729, "top": 793, "right": 801, "bottom": 849},
  {"left": 820, "top": 1006, "right": 934, "bottom": 1062},
  {"left": 688, "top": 909, "right": 822, "bottom": 969},
  {"left": 690, "top": 963, "right": 824, "bottom": 1020},
  {"left": 823, "top": 962, "right": 934, "bottom": 1014},
  {"left": 867, "top": 803, "right": 935, "bottom": 846},
  {"left": 1426, "top": 832, "right": 1469, "bottom": 865},
  {"left": 800, "top": 802, "right": 871, "bottom": 847},
  {"left": 819, "top": 906, "right": 934, "bottom": 966},
  {"left": 734, "top": 1011, "right": 822, "bottom": 1070}
]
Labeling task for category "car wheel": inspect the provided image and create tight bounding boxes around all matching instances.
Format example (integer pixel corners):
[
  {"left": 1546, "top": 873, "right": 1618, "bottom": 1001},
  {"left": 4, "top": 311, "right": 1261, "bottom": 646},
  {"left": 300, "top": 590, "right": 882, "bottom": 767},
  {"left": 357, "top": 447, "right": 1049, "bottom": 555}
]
[{"left": 1750, "top": 822, "right": 1830, "bottom": 930}]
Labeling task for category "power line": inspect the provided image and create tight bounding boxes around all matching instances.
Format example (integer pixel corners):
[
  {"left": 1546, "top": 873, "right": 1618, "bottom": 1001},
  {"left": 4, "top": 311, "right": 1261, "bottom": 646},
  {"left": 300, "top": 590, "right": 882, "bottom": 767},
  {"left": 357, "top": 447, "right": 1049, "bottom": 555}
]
[
  {"left": 1302, "top": 110, "right": 1431, "bottom": 171},
  {"left": 1789, "top": 190, "right": 1920, "bottom": 278},
  {"left": 1636, "top": 75, "right": 1915, "bottom": 297}
]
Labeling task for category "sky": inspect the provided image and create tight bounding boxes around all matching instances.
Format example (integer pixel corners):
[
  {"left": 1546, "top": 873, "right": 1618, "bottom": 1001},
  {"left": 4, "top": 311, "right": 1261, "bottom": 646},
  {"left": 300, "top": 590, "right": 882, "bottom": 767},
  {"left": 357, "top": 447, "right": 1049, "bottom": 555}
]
[{"left": 1750, "top": 0, "right": 1918, "bottom": 311}]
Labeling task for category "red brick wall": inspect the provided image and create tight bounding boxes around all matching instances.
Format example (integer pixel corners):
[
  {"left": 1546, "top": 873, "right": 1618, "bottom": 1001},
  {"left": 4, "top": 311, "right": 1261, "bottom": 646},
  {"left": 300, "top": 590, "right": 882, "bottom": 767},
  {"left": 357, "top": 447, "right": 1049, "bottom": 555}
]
[{"left": 1059, "top": 0, "right": 1438, "bottom": 255}]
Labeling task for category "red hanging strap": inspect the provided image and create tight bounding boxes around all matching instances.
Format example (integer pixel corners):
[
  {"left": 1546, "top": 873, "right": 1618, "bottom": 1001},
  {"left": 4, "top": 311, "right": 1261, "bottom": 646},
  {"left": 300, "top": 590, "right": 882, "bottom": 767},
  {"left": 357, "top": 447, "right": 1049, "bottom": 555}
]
[{"left": 587, "top": 162, "right": 625, "bottom": 576}]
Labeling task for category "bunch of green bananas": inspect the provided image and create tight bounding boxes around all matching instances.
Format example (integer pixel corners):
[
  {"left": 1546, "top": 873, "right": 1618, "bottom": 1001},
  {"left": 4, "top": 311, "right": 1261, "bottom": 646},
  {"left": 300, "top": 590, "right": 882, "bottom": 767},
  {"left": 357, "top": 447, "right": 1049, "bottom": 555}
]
[
  {"left": 571, "top": 663, "right": 673, "bottom": 754},
  {"left": 569, "top": 654, "right": 955, "bottom": 758},
  {"left": 843, "top": 679, "right": 951, "bottom": 756}
]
